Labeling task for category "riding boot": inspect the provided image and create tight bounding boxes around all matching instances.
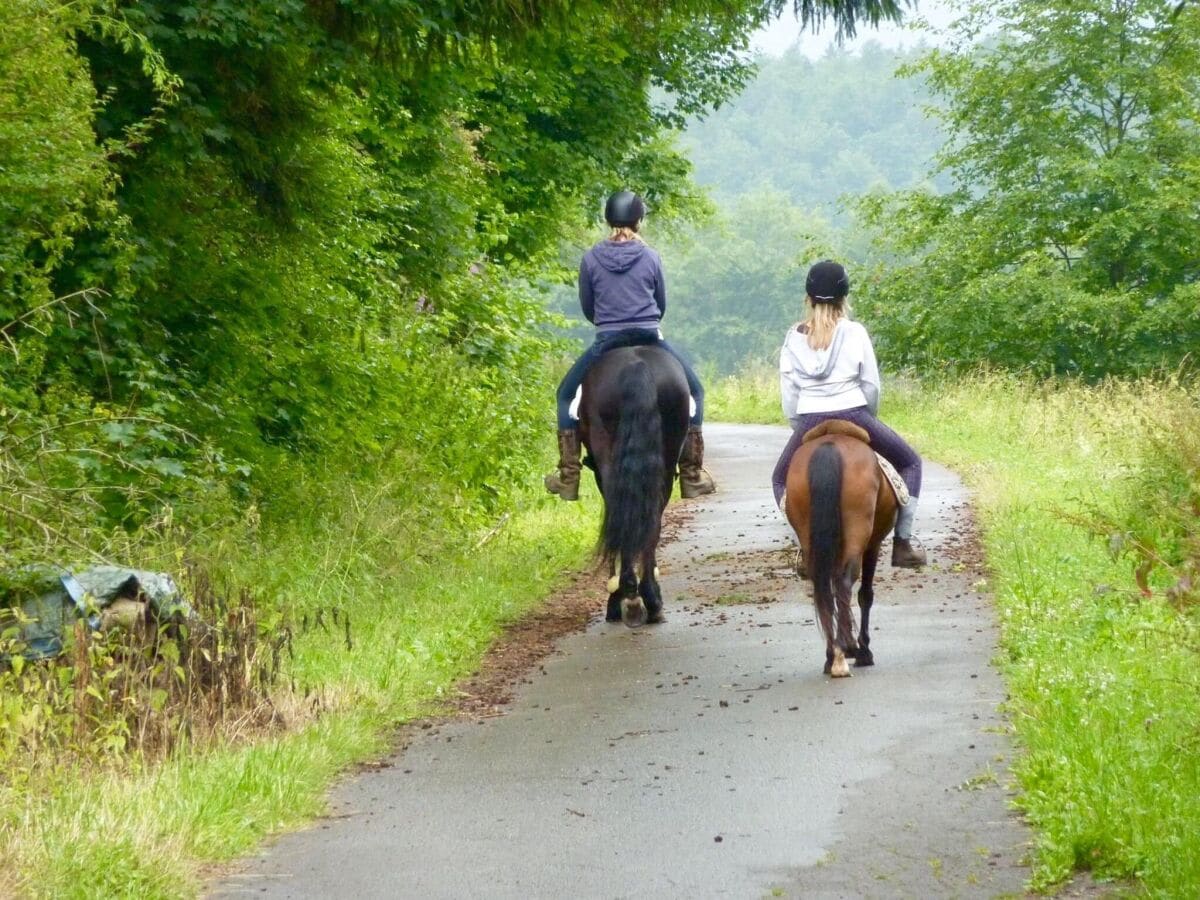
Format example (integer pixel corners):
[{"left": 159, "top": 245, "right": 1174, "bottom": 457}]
[
  {"left": 544, "top": 429, "right": 581, "bottom": 501},
  {"left": 891, "top": 499, "right": 927, "bottom": 568},
  {"left": 678, "top": 426, "right": 717, "bottom": 498}
]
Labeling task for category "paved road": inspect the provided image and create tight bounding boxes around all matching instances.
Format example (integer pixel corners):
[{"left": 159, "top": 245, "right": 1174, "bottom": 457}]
[{"left": 214, "top": 423, "right": 1029, "bottom": 899}]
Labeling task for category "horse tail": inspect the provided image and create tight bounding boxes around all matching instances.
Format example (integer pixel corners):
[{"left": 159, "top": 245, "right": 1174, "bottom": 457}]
[
  {"left": 808, "top": 441, "right": 843, "bottom": 637},
  {"left": 601, "top": 360, "right": 664, "bottom": 565}
]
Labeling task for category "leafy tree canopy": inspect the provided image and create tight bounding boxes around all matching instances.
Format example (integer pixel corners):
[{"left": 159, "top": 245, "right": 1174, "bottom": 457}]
[
  {"left": 1, "top": 0, "right": 909, "bottom": 551},
  {"left": 855, "top": 0, "right": 1200, "bottom": 377}
]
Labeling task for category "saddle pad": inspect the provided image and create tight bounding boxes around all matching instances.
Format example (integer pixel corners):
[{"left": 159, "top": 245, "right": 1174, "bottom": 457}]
[
  {"left": 569, "top": 386, "right": 696, "bottom": 421},
  {"left": 776, "top": 455, "right": 908, "bottom": 514},
  {"left": 876, "top": 453, "right": 910, "bottom": 507}
]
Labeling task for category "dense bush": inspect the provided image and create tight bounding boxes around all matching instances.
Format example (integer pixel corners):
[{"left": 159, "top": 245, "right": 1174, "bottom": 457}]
[{"left": 2, "top": 0, "right": 777, "bottom": 562}]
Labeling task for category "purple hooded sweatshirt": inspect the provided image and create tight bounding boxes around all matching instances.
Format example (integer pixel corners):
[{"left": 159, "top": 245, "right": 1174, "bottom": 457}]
[{"left": 579, "top": 239, "right": 666, "bottom": 333}]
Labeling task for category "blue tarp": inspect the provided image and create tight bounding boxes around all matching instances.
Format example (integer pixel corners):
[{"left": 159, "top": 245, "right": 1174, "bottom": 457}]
[{"left": 1, "top": 566, "right": 193, "bottom": 661}]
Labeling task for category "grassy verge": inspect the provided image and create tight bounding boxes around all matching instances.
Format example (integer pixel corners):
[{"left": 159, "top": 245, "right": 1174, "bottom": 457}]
[
  {"left": 705, "top": 365, "right": 781, "bottom": 425},
  {"left": 714, "top": 361, "right": 1200, "bottom": 892},
  {"left": 883, "top": 372, "right": 1200, "bottom": 892},
  {"left": 0, "top": 482, "right": 602, "bottom": 898}
]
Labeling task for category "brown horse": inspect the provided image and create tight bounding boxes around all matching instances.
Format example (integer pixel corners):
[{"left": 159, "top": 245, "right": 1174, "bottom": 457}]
[
  {"left": 784, "top": 420, "right": 898, "bottom": 676},
  {"left": 578, "top": 345, "right": 690, "bottom": 627}
]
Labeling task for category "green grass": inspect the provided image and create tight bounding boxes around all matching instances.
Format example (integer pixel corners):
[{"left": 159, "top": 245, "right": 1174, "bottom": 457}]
[
  {"left": 882, "top": 372, "right": 1200, "bottom": 893},
  {"left": 0, "top": 485, "right": 603, "bottom": 897},
  {"left": 706, "top": 365, "right": 782, "bottom": 425}
]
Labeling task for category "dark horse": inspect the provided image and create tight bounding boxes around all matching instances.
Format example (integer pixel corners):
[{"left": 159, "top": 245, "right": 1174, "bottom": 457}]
[
  {"left": 578, "top": 345, "right": 690, "bottom": 627},
  {"left": 784, "top": 420, "right": 898, "bottom": 676}
]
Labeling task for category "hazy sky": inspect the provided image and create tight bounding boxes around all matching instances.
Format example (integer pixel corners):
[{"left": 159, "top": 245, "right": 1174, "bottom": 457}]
[{"left": 751, "top": 0, "right": 958, "bottom": 57}]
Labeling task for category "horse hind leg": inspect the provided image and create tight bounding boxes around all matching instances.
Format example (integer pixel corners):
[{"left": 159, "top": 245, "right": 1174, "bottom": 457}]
[
  {"left": 855, "top": 547, "right": 880, "bottom": 667},
  {"left": 606, "top": 555, "right": 623, "bottom": 622},
  {"left": 619, "top": 558, "right": 648, "bottom": 628},
  {"left": 814, "top": 584, "right": 848, "bottom": 677},
  {"left": 836, "top": 562, "right": 860, "bottom": 661},
  {"left": 819, "top": 565, "right": 855, "bottom": 678},
  {"left": 639, "top": 552, "right": 664, "bottom": 624},
  {"left": 829, "top": 646, "right": 851, "bottom": 678}
]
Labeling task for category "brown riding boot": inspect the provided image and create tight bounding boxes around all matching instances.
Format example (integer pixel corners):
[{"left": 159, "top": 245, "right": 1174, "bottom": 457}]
[
  {"left": 544, "top": 429, "right": 582, "bottom": 501},
  {"left": 891, "top": 537, "right": 928, "bottom": 569},
  {"left": 678, "top": 426, "right": 716, "bottom": 499}
]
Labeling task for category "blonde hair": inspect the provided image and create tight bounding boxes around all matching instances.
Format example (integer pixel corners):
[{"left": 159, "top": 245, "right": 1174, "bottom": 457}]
[
  {"left": 609, "top": 226, "right": 643, "bottom": 243},
  {"left": 803, "top": 296, "right": 850, "bottom": 350}
]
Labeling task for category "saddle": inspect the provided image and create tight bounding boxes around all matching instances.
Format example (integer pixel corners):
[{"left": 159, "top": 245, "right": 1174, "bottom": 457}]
[
  {"left": 800, "top": 419, "right": 909, "bottom": 506},
  {"left": 598, "top": 329, "right": 661, "bottom": 351}
]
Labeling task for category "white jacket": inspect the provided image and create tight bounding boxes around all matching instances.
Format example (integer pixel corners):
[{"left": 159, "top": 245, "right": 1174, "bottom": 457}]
[{"left": 779, "top": 319, "right": 881, "bottom": 424}]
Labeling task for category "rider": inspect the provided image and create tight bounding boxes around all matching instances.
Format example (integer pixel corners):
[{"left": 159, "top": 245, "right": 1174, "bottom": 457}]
[
  {"left": 773, "top": 260, "right": 927, "bottom": 568},
  {"left": 544, "top": 190, "right": 716, "bottom": 502}
]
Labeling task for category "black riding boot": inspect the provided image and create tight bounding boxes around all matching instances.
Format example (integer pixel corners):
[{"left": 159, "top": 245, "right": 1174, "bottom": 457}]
[
  {"left": 544, "top": 429, "right": 582, "bottom": 501},
  {"left": 678, "top": 426, "right": 716, "bottom": 498}
]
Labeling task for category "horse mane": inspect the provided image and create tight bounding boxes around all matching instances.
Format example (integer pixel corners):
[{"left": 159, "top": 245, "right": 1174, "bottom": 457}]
[{"left": 802, "top": 419, "right": 870, "bottom": 445}]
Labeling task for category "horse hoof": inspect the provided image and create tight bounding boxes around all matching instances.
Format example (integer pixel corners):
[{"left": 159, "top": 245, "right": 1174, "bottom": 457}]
[
  {"left": 830, "top": 651, "right": 851, "bottom": 678},
  {"left": 855, "top": 650, "right": 874, "bottom": 667},
  {"left": 621, "top": 598, "right": 647, "bottom": 628},
  {"left": 646, "top": 610, "right": 665, "bottom": 625}
]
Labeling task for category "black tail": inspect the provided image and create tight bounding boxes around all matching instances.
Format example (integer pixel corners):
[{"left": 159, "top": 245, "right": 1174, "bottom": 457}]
[
  {"left": 601, "top": 360, "right": 665, "bottom": 566},
  {"left": 808, "top": 441, "right": 843, "bottom": 640}
]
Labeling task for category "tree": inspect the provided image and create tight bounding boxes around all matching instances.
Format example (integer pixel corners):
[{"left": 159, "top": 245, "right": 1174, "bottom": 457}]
[
  {"left": 683, "top": 42, "right": 945, "bottom": 213},
  {"left": 1, "top": 0, "right": 913, "bottom": 540},
  {"left": 855, "top": 0, "right": 1200, "bottom": 377}
]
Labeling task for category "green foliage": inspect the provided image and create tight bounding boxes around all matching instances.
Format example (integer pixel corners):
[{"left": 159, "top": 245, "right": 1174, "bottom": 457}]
[
  {"left": 1079, "top": 391, "right": 1200, "bottom": 608},
  {"left": 704, "top": 362, "right": 783, "bottom": 423},
  {"left": 856, "top": 0, "right": 1200, "bottom": 377},
  {"left": 0, "top": 0, "right": 776, "bottom": 563}
]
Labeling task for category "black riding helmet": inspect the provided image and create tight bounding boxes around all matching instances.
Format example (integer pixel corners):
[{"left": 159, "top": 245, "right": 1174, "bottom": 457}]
[
  {"left": 605, "top": 190, "right": 647, "bottom": 228},
  {"left": 805, "top": 260, "right": 850, "bottom": 303}
]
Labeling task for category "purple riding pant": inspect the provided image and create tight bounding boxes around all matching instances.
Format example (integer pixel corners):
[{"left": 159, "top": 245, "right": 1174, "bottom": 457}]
[{"left": 771, "top": 406, "right": 922, "bottom": 507}]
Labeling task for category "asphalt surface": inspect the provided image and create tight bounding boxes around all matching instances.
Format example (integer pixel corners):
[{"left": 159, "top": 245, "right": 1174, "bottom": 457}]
[{"left": 213, "top": 422, "right": 1030, "bottom": 899}]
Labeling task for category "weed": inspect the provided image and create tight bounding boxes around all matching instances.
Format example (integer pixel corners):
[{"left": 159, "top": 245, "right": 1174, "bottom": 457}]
[
  {"left": 957, "top": 768, "right": 999, "bottom": 791},
  {"left": 882, "top": 370, "right": 1200, "bottom": 894},
  {"left": 0, "top": 570, "right": 297, "bottom": 771},
  {"left": 713, "top": 592, "right": 755, "bottom": 605}
]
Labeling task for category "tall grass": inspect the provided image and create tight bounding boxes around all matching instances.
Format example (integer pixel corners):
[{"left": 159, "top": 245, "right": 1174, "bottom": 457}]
[
  {"left": 705, "top": 363, "right": 781, "bottom": 424},
  {"left": 882, "top": 372, "right": 1200, "bottom": 891},
  {"left": 0, "top": 469, "right": 602, "bottom": 896}
]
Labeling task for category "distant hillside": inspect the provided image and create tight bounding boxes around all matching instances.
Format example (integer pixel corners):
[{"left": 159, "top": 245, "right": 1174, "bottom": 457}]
[{"left": 680, "top": 42, "right": 944, "bottom": 212}]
